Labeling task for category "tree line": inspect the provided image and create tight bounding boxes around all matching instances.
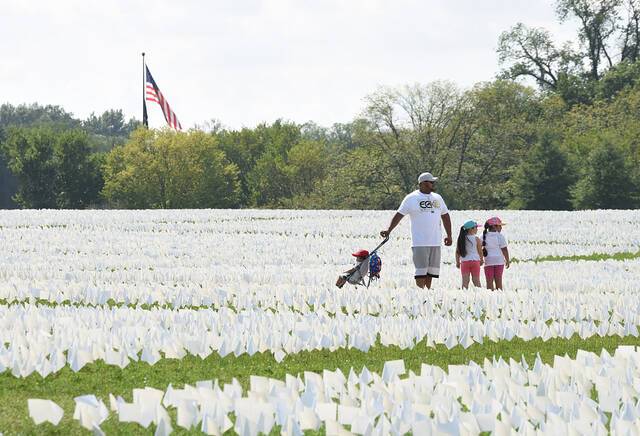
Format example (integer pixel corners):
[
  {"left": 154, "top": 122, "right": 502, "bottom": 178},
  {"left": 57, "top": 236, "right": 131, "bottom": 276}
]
[{"left": 1, "top": 0, "right": 639, "bottom": 210}]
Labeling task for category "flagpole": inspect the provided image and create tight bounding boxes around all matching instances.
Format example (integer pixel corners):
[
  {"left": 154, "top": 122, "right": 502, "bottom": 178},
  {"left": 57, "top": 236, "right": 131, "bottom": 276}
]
[{"left": 142, "top": 52, "right": 148, "bottom": 128}]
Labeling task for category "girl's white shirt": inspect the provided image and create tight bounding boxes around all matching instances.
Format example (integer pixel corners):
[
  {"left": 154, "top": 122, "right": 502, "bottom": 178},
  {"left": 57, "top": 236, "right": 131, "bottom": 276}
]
[
  {"left": 460, "top": 235, "right": 481, "bottom": 262},
  {"left": 484, "top": 231, "right": 508, "bottom": 266}
]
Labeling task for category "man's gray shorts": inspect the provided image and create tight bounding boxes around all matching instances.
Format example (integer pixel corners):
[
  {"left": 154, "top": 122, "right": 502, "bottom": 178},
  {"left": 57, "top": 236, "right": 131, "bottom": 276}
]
[{"left": 412, "top": 246, "right": 441, "bottom": 278}]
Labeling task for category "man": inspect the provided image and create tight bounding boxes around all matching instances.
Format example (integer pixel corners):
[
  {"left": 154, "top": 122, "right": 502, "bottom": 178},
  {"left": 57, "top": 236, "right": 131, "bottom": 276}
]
[{"left": 380, "top": 172, "right": 452, "bottom": 289}]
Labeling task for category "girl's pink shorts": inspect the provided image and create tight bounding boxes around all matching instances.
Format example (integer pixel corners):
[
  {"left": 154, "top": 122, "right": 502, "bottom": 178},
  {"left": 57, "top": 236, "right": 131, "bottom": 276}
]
[
  {"left": 460, "top": 260, "right": 481, "bottom": 276},
  {"left": 484, "top": 264, "right": 505, "bottom": 281}
]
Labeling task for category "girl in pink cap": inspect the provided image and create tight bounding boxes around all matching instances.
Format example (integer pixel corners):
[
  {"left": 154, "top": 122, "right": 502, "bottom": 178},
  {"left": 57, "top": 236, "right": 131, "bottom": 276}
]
[{"left": 482, "top": 216, "right": 510, "bottom": 290}]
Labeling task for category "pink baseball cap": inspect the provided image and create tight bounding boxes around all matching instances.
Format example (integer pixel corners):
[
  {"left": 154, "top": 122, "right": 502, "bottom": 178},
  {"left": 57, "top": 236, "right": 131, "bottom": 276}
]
[{"left": 485, "top": 216, "right": 506, "bottom": 226}]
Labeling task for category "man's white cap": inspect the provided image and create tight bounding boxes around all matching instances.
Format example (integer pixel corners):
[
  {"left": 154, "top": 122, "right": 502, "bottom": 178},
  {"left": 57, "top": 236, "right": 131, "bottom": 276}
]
[{"left": 418, "top": 172, "right": 438, "bottom": 183}]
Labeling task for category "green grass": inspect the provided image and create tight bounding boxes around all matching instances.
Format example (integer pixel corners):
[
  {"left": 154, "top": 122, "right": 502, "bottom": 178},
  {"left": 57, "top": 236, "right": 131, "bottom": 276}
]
[
  {"left": 443, "top": 249, "right": 640, "bottom": 266},
  {"left": 0, "top": 298, "right": 228, "bottom": 311},
  {"left": 2, "top": 334, "right": 640, "bottom": 434},
  {"left": 525, "top": 250, "right": 640, "bottom": 263}
]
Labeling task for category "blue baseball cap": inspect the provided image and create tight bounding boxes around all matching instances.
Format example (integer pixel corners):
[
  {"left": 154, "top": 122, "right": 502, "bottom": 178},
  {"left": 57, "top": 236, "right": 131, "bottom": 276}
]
[{"left": 463, "top": 220, "right": 479, "bottom": 230}]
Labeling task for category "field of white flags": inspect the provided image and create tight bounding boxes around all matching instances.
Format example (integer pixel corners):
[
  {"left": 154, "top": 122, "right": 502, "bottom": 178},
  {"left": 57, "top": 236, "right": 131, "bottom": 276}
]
[{"left": 1, "top": 208, "right": 640, "bottom": 434}]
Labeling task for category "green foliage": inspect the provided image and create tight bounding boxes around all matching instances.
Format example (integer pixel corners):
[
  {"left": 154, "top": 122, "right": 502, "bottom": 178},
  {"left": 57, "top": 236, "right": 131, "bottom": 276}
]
[
  {"left": 596, "top": 59, "right": 640, "bottom": 99},
  {"left": 0, "top": 150, "right": 18, "bottom": 209},
  {"left": 83, "top": 109, "right": 140, "bottom": 152},
  {"left": 498, "top": 1, "right": 640, "bottom": 106},
  {"left": 0, "top": 103, "right": 80, "bottom": 129},
  {"left": 555, "top": 0, "right": 620, "bottom": 81},
  {"left": 1, "top": 127, "right": 57, "bottom": 208},
  {"left": 53, "top": 130, "right": 104, "bottom": 208},
  {"left": 247, "top": 139, "right": 335, "bottom": 208},
  {"left": 457, "top": 80, "right": 542, "bottom": 208},
  {"left": 555, "top": 72, "right": 596, "bottom": 106},
  {"left": 311, "top": 146, "right": 405, "bottom": 210},
  {"left": 0, "top": 127, "right": 102, "bottom": 208},
  {"left": 0, "top": 104, "right": 82, "bottom": 209},
  {"left": 83, "top": 109, "right": 138, "bottom": 137},
  {"left": 102, "top": 128, "right": 240, "bottom": 209},
  {"left": 216, "top": 120, "right": 301, "bottom": 205},
  {"left": 362, "top": 82, "right": 474, "bottom": 194},
  {"left": 559, "top": 84, "right": 640, "bottom": 202},
  {"left": 497, "top": 23, "right": 581, "bottom": 90},
  {"left": 509, "top": 132, "right": 573, "bottom": 210},
  {"left": 571, "top": 140, "right": 638, "bottom": 209},
  {"left": 0, "top": 103, "right": 142, "bottom": 209}
]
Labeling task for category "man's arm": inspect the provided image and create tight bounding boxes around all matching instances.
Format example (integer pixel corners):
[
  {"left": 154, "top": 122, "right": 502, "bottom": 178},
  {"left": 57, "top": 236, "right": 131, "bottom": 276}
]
[
  {"left": 380, "top": 212, "right": 404, "bottom": 238},
  {"left": 441, "top": 213, "right": 452, "bottom": 246}
]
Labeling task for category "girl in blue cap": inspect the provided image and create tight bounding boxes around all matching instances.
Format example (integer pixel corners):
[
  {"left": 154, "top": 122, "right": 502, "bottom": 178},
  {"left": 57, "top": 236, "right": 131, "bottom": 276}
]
[{"left": 455, "top": 220, "right": 484, "bottom": 289}]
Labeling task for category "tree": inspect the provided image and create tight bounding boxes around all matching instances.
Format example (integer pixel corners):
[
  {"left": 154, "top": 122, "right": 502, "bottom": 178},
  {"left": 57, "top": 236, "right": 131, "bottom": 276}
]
[
  {"left": 1, "top": 127, "right": 57, "bottom": 208},
  {"left": 53, "top": 130, "right": 103, "bottom": 208},
  {"left": 216, "top": 120, "right": 301, "bottom": 206},
  {"left": 362, "top": 82, "right": 475, "bottom": 195},
  {"left": 571, "top": 140, "right": 637, "bottom": 208},
  {"left": 0, "top": 103, "right": 80, "bottom": 129},
  {"left": 102, "top": 128, "right": 240, "bottom": 208},
  {"left": 286, "top": 140, "right": 331, "bottom": 195},
  {"left": 620, "top": 0, "right": 640, "bottom": 62},
  {"left": 498, "top": 23, "right": 581, "bottom": 90},
  {"left": 0, "top": 127, "right": 18, "bottom": 209},
  {"left": 0, "top": 104, "right": 81, "bottom": 209},
  {"left": 83, "top": 109, "right": 140, "bottom": 152},
  {"left": 0, "top": 127, "right": 101, "bottom": 208},
  {"left": 509, "top": 132, "right": 573, "bottom": 209},
  {"left": 455, "top": 80, "right": 542, "bottom": 208},
  {"left": 556, "top": 0, "right": 620, "bottom": 81},
  {"left": 311, "top": 146, "right": 405, "bottom": 209},
  {"left": 0, "top": 152, "right": 18, "bottom": 208},
  {"left": 596, "top": 58, "right": 640, "bottom": 98},
  {"left": 247, "top": 151, "right": 291, "bottom": 206},
  {"left": 498, "top": 1, "right": 640, "bottom": 104},
  {"left": 83, "top": 109, "right": 138, "bottom": 137}
]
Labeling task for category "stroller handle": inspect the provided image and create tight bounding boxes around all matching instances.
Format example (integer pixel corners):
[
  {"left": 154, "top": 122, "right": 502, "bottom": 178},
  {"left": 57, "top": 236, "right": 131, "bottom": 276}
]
[{"left": 369, "top": 235, "right": 389, "bottom": 257}]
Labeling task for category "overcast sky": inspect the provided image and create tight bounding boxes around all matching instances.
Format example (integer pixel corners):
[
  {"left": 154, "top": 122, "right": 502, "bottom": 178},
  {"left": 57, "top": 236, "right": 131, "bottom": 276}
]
[{"left": 1, "top": 0, "right": 578, "bottom": 129}]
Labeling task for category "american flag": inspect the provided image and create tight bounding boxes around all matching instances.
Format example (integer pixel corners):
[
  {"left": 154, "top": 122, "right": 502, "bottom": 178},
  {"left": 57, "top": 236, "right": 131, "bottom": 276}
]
[{"left": 145, "top": 66, "right": 182, "bottom": 130}]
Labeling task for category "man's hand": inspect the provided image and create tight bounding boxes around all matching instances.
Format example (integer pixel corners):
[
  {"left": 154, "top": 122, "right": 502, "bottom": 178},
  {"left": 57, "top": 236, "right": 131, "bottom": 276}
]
[
  {"left": 380, "top": 230, "right": 390, "bottom": 238},
  {"left": 444, "top": 236, "right": 452, "bottom": 246},
  {"left": 455, "top": 262, "right": 460, "bottom": 269},
  {"left": 505, "top": 260, "right": 510, "bottom": 269}
]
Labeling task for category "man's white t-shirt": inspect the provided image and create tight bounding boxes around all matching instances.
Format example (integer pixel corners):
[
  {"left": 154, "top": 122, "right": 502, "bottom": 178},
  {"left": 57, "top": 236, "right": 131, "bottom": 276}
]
[
  {"left": 484, "top": 232, "right": 508, "bottom": 266},
  {"left": 397, "top": 190, "right": 448, "bottom": 247}
]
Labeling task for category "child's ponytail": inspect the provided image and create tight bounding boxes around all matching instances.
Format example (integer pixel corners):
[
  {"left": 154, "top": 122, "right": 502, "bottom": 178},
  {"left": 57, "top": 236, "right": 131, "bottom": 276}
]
[
  {"left": 482, "top": 223, "right": 489, "bottom": 257},
  {"left": 456, "top": 226, "right": 468, "bottom": 258}
]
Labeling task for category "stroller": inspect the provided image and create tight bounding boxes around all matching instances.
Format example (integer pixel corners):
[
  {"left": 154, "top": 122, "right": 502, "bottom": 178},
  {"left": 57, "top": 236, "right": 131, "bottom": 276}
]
[{"left": 338, "top": 236, "right": 389, "bottom": 288}]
